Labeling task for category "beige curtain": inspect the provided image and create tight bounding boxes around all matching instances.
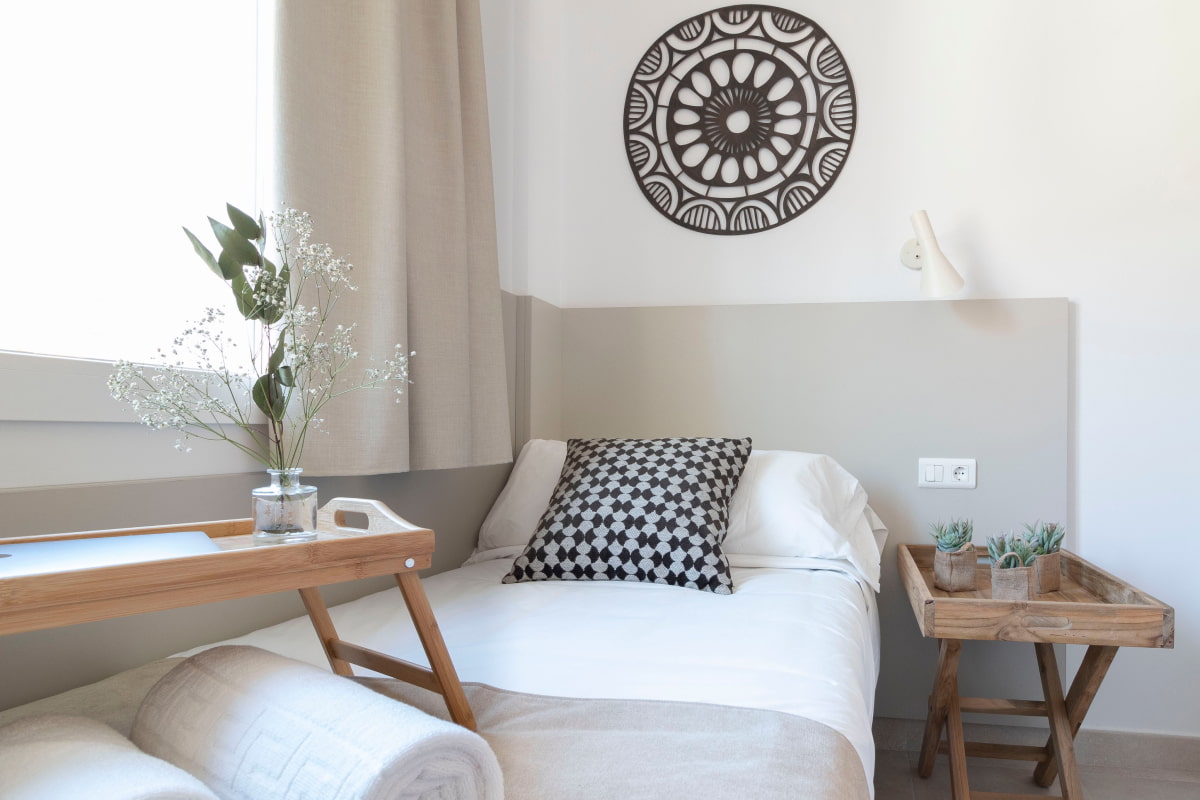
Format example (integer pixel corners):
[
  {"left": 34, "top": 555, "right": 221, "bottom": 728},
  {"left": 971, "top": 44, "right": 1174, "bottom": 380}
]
[{"left": 273, "top": 0, "right": 511, "bottom": 475}]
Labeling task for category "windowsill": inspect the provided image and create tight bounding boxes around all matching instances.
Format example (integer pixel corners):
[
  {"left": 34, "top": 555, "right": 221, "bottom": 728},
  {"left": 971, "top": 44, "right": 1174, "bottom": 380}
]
[
  {"left": 0, "top": 351, "right": 260, "bottom": 489},
  {"left": 0, "top": 350, "right": 133, "bottom": 423}
]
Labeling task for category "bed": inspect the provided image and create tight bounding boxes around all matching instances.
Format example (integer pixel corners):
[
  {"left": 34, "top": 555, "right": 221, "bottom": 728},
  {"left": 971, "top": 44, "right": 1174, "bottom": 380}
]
[{"left": 180, "top": 438, "right": 887, "bottom": 799}]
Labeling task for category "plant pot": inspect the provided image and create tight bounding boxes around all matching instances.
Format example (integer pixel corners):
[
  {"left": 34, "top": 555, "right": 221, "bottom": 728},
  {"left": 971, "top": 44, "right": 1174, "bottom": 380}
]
[
  {"left": 991, "top": 553, "right": 1033, "bottom": 601},
  {"left": 252, "top": 468, "right": 319, "bottom": 544},
  {"left": 1033, "top": 551, "right": 1061, "bottom": 594},
  {"left": 934, "top": 545, "right": 977, "bottom": 592}
]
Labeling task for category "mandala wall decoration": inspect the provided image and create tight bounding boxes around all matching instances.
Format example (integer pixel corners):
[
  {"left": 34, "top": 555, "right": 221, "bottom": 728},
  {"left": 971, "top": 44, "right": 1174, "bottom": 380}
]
[{"left": 624, "top": 5, "right": 856, "bottom": 234}]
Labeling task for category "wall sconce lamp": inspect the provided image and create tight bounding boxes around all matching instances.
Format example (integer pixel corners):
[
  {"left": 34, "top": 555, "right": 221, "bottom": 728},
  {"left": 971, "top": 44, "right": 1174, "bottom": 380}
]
[{"left": 900, "top": 210, "right": 964, "bottom": 298}]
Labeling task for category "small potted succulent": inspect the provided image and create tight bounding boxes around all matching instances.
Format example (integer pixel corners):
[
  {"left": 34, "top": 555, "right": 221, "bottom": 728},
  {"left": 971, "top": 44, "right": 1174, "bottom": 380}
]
[
  {"left": 987, "top": 533, "right": 1036, "bottom": 601},
  {"left": 1025, "top": 521, "right": 1066, "bottom": 593},
  {"left": 930, "top": 518, "right": 976, "bottom": 592}
]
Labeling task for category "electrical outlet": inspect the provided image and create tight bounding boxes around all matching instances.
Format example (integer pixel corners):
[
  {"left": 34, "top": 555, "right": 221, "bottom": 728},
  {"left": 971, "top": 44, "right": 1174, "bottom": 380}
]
[{"left": 918, "top": 458, "right": 976, "bottom": 489}]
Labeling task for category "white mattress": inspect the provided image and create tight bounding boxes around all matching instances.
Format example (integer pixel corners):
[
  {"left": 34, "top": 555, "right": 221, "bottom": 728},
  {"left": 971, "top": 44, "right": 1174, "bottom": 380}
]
[{"left": 181, "top": 550, "right": 880, "bottom": 785}]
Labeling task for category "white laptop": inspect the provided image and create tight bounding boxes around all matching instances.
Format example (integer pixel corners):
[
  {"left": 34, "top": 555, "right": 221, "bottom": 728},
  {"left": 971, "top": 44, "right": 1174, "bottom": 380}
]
[{"left": 0, "top": 531, "right": 221, "bottom": 578}]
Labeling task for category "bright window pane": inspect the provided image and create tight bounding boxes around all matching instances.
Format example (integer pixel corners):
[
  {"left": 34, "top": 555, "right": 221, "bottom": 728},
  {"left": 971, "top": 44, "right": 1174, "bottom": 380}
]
[{"left": 0, "top": 1, "right": 258, "bottom": 365}]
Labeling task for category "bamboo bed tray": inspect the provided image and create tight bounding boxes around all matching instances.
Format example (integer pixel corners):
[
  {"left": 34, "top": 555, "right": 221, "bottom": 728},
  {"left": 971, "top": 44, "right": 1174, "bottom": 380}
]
[
  {"left": 898, "top": 544, "right": 1174, "bottom": 649},
  {"left": 0, "top": 499, "right": 433, "bottom": 636},
  {"left": 0, "top": 498, "right": 476, "bottom": 729}
]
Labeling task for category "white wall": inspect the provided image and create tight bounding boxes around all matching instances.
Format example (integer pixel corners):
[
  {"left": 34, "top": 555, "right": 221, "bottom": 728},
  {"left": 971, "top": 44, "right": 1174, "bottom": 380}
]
[{"left": 482, "top": 0, "right": 1200, "bottom": 735}]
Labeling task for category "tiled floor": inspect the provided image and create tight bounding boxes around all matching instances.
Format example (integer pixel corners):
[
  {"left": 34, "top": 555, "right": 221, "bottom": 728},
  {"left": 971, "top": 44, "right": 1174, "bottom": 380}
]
[{"left": 875, "top": 749, "right": 1200, "bottom": 800}]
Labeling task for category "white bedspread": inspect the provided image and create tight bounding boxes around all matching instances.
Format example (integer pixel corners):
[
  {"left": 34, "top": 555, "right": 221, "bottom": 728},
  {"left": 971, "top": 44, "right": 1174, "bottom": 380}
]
[{"left": 181, "top": 552, "right": 880, "bottom": 785}]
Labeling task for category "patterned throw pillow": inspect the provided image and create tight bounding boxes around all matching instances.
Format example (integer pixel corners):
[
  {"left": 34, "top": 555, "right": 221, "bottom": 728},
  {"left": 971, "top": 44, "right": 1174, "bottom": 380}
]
[{"left": 503, "top": 437, "right": 753, "bottom": 594}]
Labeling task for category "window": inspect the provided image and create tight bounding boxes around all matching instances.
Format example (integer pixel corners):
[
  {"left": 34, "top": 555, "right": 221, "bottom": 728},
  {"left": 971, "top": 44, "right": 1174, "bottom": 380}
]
[
  {"left": 0, "top": 1, "right": 260, "bottom": 365},
  {"left": 0, "top": 2, "right": 265, "bottom": 489}
]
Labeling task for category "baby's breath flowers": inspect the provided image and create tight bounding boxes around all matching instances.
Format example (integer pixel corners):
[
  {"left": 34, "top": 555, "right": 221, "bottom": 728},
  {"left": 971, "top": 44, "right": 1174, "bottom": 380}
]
[{"left": 108, "top": 204, "right": 412, "bottom": 470}]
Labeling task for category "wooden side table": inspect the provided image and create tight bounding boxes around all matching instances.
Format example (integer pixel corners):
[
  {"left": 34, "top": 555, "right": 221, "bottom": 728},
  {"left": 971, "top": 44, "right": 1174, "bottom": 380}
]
[
  {"left": 898, "top": 544, "right": 1173, "bottom": 800},
  {"left": 0, "top": 497, "right": 477, "bottom": 730}
]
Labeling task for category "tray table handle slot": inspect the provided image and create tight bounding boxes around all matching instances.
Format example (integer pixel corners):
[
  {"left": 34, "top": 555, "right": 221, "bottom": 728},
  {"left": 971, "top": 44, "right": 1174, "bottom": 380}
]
[{"left": 317, "top": 498, "right": 424, "bottom": 536}]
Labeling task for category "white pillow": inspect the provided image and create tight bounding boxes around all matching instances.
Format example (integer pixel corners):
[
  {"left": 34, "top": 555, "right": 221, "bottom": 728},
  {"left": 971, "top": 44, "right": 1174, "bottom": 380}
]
[
  {"left": 477, "top": 440, "right": 885, "bottom": 590},
  {"left": 0, "top": 714, "right": 218, "bottom": 800},
  {"left": 724, "top": 449, "right": 883, "bottom": 590},
  {"left": 476, "top": 438, "right": 567, "bottom": 552}
]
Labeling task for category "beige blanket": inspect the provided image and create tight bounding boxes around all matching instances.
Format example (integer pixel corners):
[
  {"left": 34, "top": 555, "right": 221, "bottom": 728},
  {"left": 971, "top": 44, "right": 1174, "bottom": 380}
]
[
  {"left": 0, "top": 658, "right": 870, "bottom": 800},
  {"left": 365, "top": 680, "right": 870, "bottom": 800}
]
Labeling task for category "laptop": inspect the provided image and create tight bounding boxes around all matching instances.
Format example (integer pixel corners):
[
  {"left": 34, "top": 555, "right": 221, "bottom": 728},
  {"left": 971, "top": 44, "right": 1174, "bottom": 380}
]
[{"left": 0, "top": 531, "right": 221, "bottom": 578}]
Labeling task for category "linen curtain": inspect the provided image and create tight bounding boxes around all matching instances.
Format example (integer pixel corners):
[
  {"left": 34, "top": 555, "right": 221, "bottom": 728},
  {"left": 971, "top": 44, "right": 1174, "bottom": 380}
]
[{"left": 273, "top": 0, "right": 511, "bottom": 474}]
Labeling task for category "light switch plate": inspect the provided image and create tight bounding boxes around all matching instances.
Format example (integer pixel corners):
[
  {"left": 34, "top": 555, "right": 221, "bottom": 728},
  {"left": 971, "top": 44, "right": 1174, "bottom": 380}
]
[{"left": 918, "top": 457, "right": 976, "bottom": 489}]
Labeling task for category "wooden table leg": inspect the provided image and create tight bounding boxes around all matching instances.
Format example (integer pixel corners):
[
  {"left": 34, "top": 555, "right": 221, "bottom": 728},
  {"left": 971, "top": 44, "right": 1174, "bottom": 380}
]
[
  {"left": 918, "top": 638, "right": 963, "bottom": 777},
  {"left": 298, "top": 586, "right": 354, "bottom": 677},
  {"left": 1035, "top": 643, "right": 1085, "bottom": 800},
  {"left": 1033, "top": 644, "right": 1118, "bottom": 788},
  {"left": 943, "top": 680, "right": 971, "bottom": 800},
  {"left": 396, "top": 572, "right": 477, "bottom": 731}
]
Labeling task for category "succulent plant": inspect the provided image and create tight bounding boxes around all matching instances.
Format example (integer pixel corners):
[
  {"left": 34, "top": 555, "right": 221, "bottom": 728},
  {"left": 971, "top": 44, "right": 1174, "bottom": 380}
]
[
  {"left": 1024, "top": 521, "right": 1066, "bottom": 555},
  {"left": 987, "top": 533, "right": 1037, "bottom": 568},
  {"left": 930, "top": 518, "right": 973, "bottom": 552}
]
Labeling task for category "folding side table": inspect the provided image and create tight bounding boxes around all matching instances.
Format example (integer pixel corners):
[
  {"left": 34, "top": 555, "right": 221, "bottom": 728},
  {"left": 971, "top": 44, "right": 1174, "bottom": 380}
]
[{"left": 898, "top": 544, "right": 1173, "bottom": 800}]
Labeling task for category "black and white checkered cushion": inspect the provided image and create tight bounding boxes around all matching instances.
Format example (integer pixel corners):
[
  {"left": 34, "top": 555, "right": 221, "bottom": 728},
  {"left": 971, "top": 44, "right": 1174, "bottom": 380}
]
[{"left": 502, "top": 437, "right": 752, "bottom": 594}]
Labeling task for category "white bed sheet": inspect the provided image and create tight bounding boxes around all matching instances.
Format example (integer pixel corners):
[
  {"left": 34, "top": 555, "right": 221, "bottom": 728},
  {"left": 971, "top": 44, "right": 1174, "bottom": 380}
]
[{"left": 180, "top": 552, "right": 881, "bottom": 787}]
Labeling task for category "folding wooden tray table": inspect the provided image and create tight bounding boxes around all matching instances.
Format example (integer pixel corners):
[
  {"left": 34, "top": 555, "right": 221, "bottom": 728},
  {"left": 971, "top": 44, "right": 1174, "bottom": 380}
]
[
  {"left": 0, "top": 497, "right": 476, "bottom": 729},
  {"left": 898, "top": 544, "right": 1173, "bottom": 800}
]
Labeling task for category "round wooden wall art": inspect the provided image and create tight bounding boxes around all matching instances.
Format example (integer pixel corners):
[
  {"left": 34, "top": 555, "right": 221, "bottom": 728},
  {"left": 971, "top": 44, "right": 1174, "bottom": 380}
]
[{"left": 624, "top": 5, "right": 856, "bottom": 234}]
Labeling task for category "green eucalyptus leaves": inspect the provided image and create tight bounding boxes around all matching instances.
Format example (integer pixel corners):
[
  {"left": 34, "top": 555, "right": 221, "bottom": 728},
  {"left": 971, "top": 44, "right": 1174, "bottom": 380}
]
[{"left": 184, "top": 204, "right": 291, "bottom": 423}]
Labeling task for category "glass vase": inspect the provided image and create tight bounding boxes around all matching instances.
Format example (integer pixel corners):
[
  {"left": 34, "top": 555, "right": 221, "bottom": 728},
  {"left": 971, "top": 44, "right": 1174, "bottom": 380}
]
[{"left": 252, "top": 468, "right": 318, "bottom": 543}]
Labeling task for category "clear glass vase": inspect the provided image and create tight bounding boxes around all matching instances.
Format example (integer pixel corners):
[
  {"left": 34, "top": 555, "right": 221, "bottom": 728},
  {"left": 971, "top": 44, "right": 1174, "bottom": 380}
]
[{"left": 252, "top": 468, "right": 318, "bottom": 543}]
